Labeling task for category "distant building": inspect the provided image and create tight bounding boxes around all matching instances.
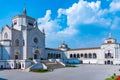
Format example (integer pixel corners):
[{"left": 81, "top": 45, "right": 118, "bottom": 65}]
[{"left": 0, "top": 9, "right": 120, "bottom": 69}]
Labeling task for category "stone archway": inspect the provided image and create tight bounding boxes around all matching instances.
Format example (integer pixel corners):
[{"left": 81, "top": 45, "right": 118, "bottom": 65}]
[
  {"left": 107, "top": 60, "right": 111, "bottom": 64},
  {"left": 34, "top": 50, "right": 40, "bottom": 59},
  {"left": 104, "top": 61, "right": 106, "bottom": 64},
  {"left": 0, "top": 65, "right": 3, "bottom": 69},
  {"left": 16, "top": 62, "right": 21, "bottom": 69},
  {"left": 14, "top": 52, "right": 19, "bottom": 59}
]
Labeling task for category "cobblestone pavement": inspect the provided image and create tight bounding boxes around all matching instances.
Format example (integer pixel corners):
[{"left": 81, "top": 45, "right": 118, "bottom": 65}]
[{"left": 0, "top": 65, "right": 120, "bottom": 80}]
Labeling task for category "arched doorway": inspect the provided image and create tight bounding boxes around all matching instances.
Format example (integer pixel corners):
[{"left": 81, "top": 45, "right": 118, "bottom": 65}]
[
  {"left": 93, "top": 53, "right": 97, "bottom": 58},
  {"left": 104, "top": 61, "right": 106, "bottom": 64},
  {"left": 74, "top": 54, "right": 76, "bottom": 58},
  {"left": 0, "top": 65, "right": 3, "bottom": 69},
  {"left": 81, "top": 54, "right": 83, "bottom": 58},
  {"left": 34, "top": 50, "right": 39, "bottom": 59},
  {"left": 48, "top": 53, "right": 51, "bottom": 59},
  {"left": 15, "top": 52, "right": 19, "bottom": 59},
  {"left": 89, "top": 53, "right": 92, "bottom": 58},
  {"left": 16, "top": 62, "right": 21, "bottom": 69},
  {"left": 107, "top": 60, "right": 111, "bottom": 64},
  {"left": 77, "top": 54, "right": 80, "bottom": 58},
  {"left": 84, "top": 54, "right": 87, "bottom": 58}
]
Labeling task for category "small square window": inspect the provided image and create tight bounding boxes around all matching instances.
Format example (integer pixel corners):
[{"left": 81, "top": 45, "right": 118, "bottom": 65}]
[{"left": 14, "top": 22, "right": 17, "bottom": 25}]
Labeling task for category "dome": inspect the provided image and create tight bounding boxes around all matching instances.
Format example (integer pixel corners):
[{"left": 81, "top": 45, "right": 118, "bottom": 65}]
[
  {"left": 104, "top": 33, "right": 116, "bottom": 44},
  {"left": 59, "top": 42, "right": 68, "bottom": 48},
  {"left": 59, "top": 41, "right": 69, "bottom": 51},
  {"left": 12, "top": 8, "right": 36, "bottom": 31}
]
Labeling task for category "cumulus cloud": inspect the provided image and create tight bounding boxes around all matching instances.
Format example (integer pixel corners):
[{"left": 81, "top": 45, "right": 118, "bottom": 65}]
[
  {"left": 37, "top": 0, "right": 120, "bottom": 48},
  {"left": 110, "top": 0, "right": 120, "bottom": 12},
  {"left": 38, "top": 10, "right": 78, "bottom": 39},
  {"left": 38, "top": 10, "right": 61, "bottom": 34},
  {"left": 58, "top": 0, "right": 101, "bottom": 25}
]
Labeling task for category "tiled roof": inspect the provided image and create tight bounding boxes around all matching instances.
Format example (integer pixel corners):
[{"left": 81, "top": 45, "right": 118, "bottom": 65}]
[
  {"left": 45, "top": 48, "right": 62, "bottom": 51},
  {"left": 13, "top": 15, "right": 35, "bottom": 20},
  {"left": 68, "top": 47, "right": 100, "bottom": 51}
]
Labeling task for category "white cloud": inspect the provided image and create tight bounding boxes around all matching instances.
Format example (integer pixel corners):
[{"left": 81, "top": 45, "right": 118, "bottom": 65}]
[
  {"left": 38, "top": 10, "right": 61, "bottom": 34},
  {"left": 110, "top": 1, "right": 120, "bottom": 12},
  {"left": 59, "top": 0, "right": 101, "bottom": 26},
  {"left": 38, "top": 9, "right": 78, "bottom": 38},
  {"left": 37, "top": 0, "right": 120, "bottom": 47},
  {"left": 38, "top": 10, "right": 51, "bottom": 24}
]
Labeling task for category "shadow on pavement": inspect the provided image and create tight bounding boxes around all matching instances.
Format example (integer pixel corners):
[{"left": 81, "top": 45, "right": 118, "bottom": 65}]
[{"left": 0, "top": 78, "right": 8, "bottom": 80}]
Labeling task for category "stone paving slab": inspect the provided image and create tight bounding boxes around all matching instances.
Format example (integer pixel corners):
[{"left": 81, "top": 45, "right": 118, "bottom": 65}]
[{"left": 0, "top": 65, "right": 120, "bottom": 80}]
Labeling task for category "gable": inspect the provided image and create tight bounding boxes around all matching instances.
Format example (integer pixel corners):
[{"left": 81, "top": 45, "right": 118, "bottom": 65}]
[{"left": 1, "top": 25, "right": 12, "bottom": 40}]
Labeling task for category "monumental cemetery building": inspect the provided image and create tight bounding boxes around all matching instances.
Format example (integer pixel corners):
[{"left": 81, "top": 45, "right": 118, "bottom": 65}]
[{"left": 0, "top": 9, "right": 120, "bottom": 69}]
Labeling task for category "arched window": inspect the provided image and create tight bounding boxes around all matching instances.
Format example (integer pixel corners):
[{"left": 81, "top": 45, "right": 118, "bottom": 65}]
[
  {"left": 70, "top": 54, "right": 73, "bottom": 58},
  {"left": 58, "top": 54, "right": 61, "bottom": 58},
  {"left": 74, "top": 54, "right": 76, "bottom": 58},
  {"left": 56, "top": 54, "right": 60, "bottom": 59},
  {"left": 77, "top": 54, "right": 80, "bottom": 58},
  {"left": 13, "top": 21, "right": 17, "bottom": 25},
  {"left": 93, "top": 53, "right": 97, "bottom": 58},
  {"left": 89, "top": 53, "right": 92, "bottom": 58},
  {"left": 4, "top": 32, "right": 8, "bottom": 39},
  {"left": 51, "top": 54, "right": 53, "bottom": 58},
  {"left": 84, "top": 53, "right": 87, "bottom": 58},
  {"left": 105, "top": 54, "right": 107, "bottom": 58},
  {"left": 15, "top": 39, "right": 19, "bottom": 46},
  {"left": 48, "top": 53, "right": 51, "bottom": 59},
  {"left": 81, "top": 54, "right": 83, "bottom": 57},
  {"left": 108, "top": 53, "right": 111, "bottom": 58}
]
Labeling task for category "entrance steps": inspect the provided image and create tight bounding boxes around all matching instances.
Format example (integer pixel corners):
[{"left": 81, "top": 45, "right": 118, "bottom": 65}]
[{"left": 40, "top": 60, "right": 65, "bottom": 70}]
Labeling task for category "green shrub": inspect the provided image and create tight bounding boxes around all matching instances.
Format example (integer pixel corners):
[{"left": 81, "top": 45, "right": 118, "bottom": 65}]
[
  {"left": 105, "top": 78, "right": 113, "bottom": 80},
  {"left": 31, "top": 69, "right": 50, "bottom": 73},
  {"left": 28, "top": 57, "right": 33, "bottom": 60},
  {"left": 105, "top": 75, "right": 117, "bottom": 80},
  {"left": 65, "top": 65, "right": 77, "bottom": 67}
]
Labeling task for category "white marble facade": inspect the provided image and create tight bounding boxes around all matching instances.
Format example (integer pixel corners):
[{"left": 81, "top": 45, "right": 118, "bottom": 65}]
[
  {"left": 0, "top": 9, "right": 120, "bottom": 69},
  {"left": 63, "top": 35, "right": 120, "bottom": 65},
  {"left": 0, "top": 9, "right": 45, "bottom": 69}
]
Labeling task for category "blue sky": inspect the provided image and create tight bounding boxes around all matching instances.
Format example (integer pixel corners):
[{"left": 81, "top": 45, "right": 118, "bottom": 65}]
[{"left": 0, "top": 0, "right": 120, "bottom": 48}]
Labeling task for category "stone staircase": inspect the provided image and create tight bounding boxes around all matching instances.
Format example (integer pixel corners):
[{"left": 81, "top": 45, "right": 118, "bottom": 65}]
[
  {"left": 40, "top": 60, "right": 65, "bottom": 70},
  {"left": 24, "top": 60, "right": 47, "bottom": 72}
]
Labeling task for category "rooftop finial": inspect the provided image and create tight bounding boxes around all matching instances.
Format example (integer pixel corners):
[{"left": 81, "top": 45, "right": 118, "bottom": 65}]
[
  {"left": 42, "top": 28, "right": 45, "bottom": 34},
  {"left": 109, "top": 33, "right": 112, "bottom": 38},
  {"left": 23, "top": 8, "right": 27, "bottom": 16}
]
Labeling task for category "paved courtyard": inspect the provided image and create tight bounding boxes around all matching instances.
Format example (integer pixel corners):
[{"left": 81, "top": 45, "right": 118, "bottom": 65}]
[{"left": 0, "top": 65, "right": 120, "bottom": 80}]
